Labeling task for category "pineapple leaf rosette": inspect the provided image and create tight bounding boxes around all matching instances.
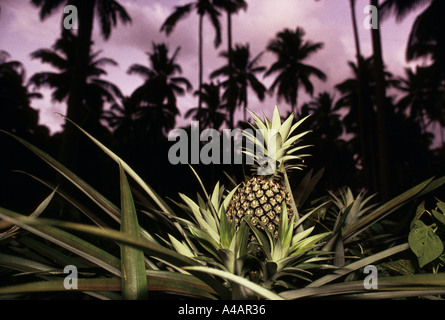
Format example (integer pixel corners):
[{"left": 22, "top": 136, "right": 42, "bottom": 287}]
[
  {"left": 227, "top": 105, "right": 312, "bottom": 236},
  {"left": 171, "top": 106, "right": 332, "bottom": 297}
]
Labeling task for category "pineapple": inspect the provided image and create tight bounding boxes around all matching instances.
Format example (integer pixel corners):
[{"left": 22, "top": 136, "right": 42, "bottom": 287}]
[{"left": 227, "top": 106, "right": 311, "bottom": 238}]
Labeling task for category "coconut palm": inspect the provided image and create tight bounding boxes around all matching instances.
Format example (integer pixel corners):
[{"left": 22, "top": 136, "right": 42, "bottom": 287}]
[
  {"left": 265, "top": 27, "right": 326, "bottom": 114},
  {"left": 31, "top": 0, "right": 131, "bottom": 170},
  {"left": 31, "top": 0, "right": 131, "bottom": 119},
  {"left": 103, "top": 96, "right": 138, "bottom": 138},
  {"left": 210, "top": 43, "right": 266, "bottom": 125},
  {"left": 214, "top": 0, "right": 247, "bottom": 56},
  {"left": 369, "top": 0, "right": 392, "bottom": 200},
  {"left": 185, "top": 82, "right": 227, "bottom": 130},
  {"left": 380, "top": 0, "right": 445, "bottom": 146},
  {"left": 301, "top": 92, "right": 343, "bottom": 141},
  {"left": 127, "top": 43, "right": 192, "bottom": 139},
  {"left": 214, "top": 0, "right": 248, "bottom": 125},
  {"left": 0, "top": 51, "right": 43, "bottom": 136},
  {"left": 28, "top": 32, "right": 123, "bottom": 125},
  {"left": 335, "top": 58, "right": 379, "bottom": 192},
  {"left": 161, "top": 0, "right": 222, "bottom": 111}
]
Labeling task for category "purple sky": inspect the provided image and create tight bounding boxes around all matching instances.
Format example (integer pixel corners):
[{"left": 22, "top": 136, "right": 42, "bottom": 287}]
[{"left": 0, "top": 0, "right": 427, "bottom": 135}]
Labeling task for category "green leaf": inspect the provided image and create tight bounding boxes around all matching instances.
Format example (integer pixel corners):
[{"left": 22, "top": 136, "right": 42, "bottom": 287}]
[
  {"left": 55, "top": 117, "right": 175, "bottom": 217},
  {"left": 0, "top": 207, "right": 122, "bottom": 276},
  {"left": 432, "top": 209, "right": 445, "bottom": 227},
  {"left": 342, "top": 177, "right": 435, "bottom": 241},
  {"left": 408, "top": 220, "right": 444, "bottom": 268},
  {"left": 0, "top": 272, "right": 217, "bottom": 300},
  {"left": 1, "top": 131, "right": 122, "bottom": 224},
  {"left": 219, "top": 205, "right": 235, "bottom": 249},
  {"left": 119, "top": 164, "right": 148, "bottom": 300},
  {"left": 281, "top": 273, "right": 445, "bottom": 299},
  {"left": 180, "top": 193, "right": 219, "bottom": 241},
  {"left": 1, "top": 188, "right": 56, "bottom": 239},
  {"left": 307, "top": 243, "right": 410, "bottom": 288},
  {"left": 183, "top": 266, "right": 284, "bottom": 300},
  {"left": 437, "top": 200, "right": 445, "bottom": 214},
  {"left": 0, "top": 210, "right": 231, "bottom": 298},
  {"left": 168, "top": 234, "right": 195, "bottom": 258},
  {"left": 13, "top": 170, "right": 111, "bottom": 229},
  {"left": 432, "top": 200, "right": 445, "bottom": 226}
]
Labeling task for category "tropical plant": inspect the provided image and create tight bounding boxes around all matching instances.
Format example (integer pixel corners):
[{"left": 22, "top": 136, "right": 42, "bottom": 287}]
[
  {"left": 161, "top": 0, "right": 222, "bottom": 111},
  {"left": 127, "top": 43, "right": 192, "bottom": 138},
  {"left": 29, "top": 32, "right": 123, "bottom": 126},
  {"left": 380, "top": 0, "right": 443, "bottom": 68},
  {"left": 0, "top": 51, "right": 43, "bottom": 137},
  {"left": 334, "top": 57, "right": 400, "bottom": 194},
  {"left": 210, "top": 43, "right": 266, "bottom": 123},
  {"left": 370, "top": 0, "right": 392, "bottom": 201},
  {"left": 31, "top": 0, "right": 131, "bottom": 172},
  {"left": 214, "top": 0, "right": 248, "bottom": 128},
  {"left": 408, "top": 199, "right": 445, "bottom": 271},
  {"left": 265, "top": 27, "right": 326, "bottom": 114},
  {"left": 380, "top": 0, "right": 445, "bottom": 148},
  {"left": 226, "top": 106, "right": 311, "bottom": 238},
  {"left": 1, "top": 107, "right": 445, "bottom": 300},
  {"left": 214, "top": 0, "right": 247, "bottom": 58},
  {"left": 301, "top": 92, "right": 343, "bottom": 141},
  {"left": 394, "top": 66, "right": 438, "bottom": 133},
  {"left": 185, "top": 82, "right": 227, "bottom": 130}
]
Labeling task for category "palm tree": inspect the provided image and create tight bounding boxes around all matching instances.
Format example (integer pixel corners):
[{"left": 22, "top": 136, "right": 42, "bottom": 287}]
[
  {"left": 265, "top": 27, "right": 326, "bottom": 114},
  {"left": 0, "top": 51, "right": 43, "bottom": 137},
  {"left": 185, "top": 82, "right": 227, "bottom": 130},
  {"left": 31, "top": 0, "right": 131, "bottom": 170},
  {"left": 335, "top": 58, "right": 378, "bottom": 192},
  {"left": 349, "top": 0, "right": 374, "bottom": 193},
  {"left": 214, "top": 0, "right": 247, "bottom": 124},
  {"left": 395, "top": 66, "right": 433, "bottom": 129},
  {"left": 301, "top": 92, "right": 343, "bottom": 141},
  {"left": 380, "top": 0, "right": 445, "bottom": 146},
  {"left": 103, "top": 95, "right": 138, "bottom": 139},
  {"left": 369, "top": 0, "right": 392, "bottom": 200},
  {"left": 127, "top": 43, "right": 192, "bottom": 139},
  {"left": 161, "top": 0, "right": 222, "bottom": 111},
  {"left": 28, "top": 32, "right": 123, "bottom": 127},
  {"left": 214, "top": 0, "right": 247, "bottom": 56},
  {"left": 210, "top": 43, "right": 267, "bottom": 125}
]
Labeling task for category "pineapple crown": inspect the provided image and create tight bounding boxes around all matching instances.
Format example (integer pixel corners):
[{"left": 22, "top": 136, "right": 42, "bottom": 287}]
[{"left": 243, "top": 106, "right": 312, "bottom": 177}]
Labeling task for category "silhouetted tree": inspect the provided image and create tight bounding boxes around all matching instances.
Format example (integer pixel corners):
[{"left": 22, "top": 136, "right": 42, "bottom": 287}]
[
  {"left": 29, "top": 32, "right": 123, "bottom": 131},
  {"left": 211, "top": 43, "right": 266, "bottom": 123},
  {"left": 369, "top": 0, "right": 392, "bottom": 200},
  {"left": 214, "top": 0, "right": 248, "bottom": 127},
  {"left": 300, "top": 91, "right": 357, "bottom": 193},
  {"left": 161, "top": 0, "right": 222, "bottom": 111},
  {"left": 0, "top": 51, "right": 44, "bottom": 137},
  {"left": 265, "top": 27, "right": 326, "bottom": 114},
  {"left": 128, "top": 43, "right": 192, "bottom": 140},
  {"left": 380, "top": 0, "right": 445, "bottom": 147},
  {"left": 31, "top": 0, "right": 131, "bottom": 172},
  {"left": 185, "top": 82, "right": 227, "bottom": 130},
  {"left": 301, "top": 92, "right": 343, "bottom": 141}
]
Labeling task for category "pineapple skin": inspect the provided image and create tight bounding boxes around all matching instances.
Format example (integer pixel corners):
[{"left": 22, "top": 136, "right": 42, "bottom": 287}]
[{"left": 227, "top": 176, "right": 294, "bottom": 237}]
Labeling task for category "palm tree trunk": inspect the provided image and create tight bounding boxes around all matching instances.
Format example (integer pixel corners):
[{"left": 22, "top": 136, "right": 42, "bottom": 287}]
[
  {"left": 370, "top": 0, "right": 392, "bottom": 200},
  {"left": 227, "top": 10, "right": 236, "bottom": 129},
  {"left": 350, "top": 0, "right": 377, "bottom": 193},
  {"left": 292, "top": 90, "right": 298, "bottom": 115},
  {"left": 60, "top": 0, "right": 95, "bottom": 172},
  {"left": 198, "top": 14, "right": 204, "bottom": 112},
  {"left": 243, "top": 87, "right": 247, "bottom": 121}
]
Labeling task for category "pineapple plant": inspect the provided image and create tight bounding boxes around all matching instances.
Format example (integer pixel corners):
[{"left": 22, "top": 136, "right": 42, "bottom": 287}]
[{"left": 227, "top": 106, "right": 311, "bottom": 238}]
